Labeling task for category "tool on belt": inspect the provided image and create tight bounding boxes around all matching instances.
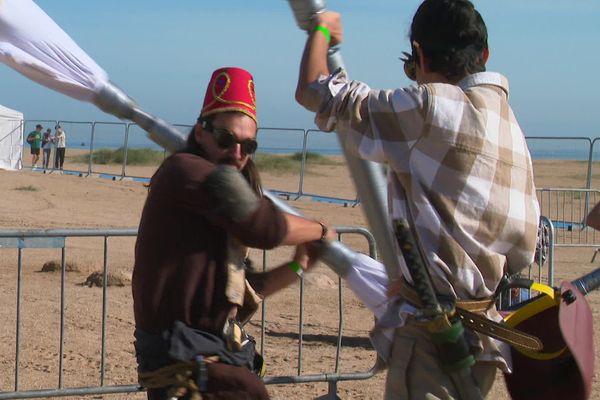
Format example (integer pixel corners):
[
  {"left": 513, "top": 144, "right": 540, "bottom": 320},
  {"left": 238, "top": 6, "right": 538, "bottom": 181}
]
[
  {"left": 138, "top": 355, "right": 219, "bottom": 400},
  {"left": 394, "top": 219, "right": 484, "bottom": 400},
  {"left": 135, "top": 320, "right": 265, "bottom": 400},
  {"left": 396, "top": 217, "right": 598, "bottom": 400},
  {"left": 395, "top": 279, "right": 542, "bottom": 352}
]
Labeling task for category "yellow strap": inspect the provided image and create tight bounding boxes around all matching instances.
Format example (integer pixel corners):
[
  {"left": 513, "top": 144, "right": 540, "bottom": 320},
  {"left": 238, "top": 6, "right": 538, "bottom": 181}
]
[
  {"left": 503, "top": 284, "right": 559, "bottom": 328},
  {"left": 514, "top": 345, "right": 569, "bottom": 361},
  {"left": 503, "top": 282, "right": 567, "bottom": 360},
  {"left": 530, "top": 282, "right": 556, "bottom": 299}
]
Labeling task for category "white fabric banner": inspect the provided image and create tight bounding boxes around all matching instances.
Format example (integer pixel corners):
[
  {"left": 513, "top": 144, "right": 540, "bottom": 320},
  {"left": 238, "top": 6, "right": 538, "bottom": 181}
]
[
  {"left": 0, "top": 0, "right": 108, "bottom": 102},
  {"left": 346, "top": 253, "right": 390, "bottom": 319},
  {"left": 0, "top": 0, "right": 187, "bottom": 153}
]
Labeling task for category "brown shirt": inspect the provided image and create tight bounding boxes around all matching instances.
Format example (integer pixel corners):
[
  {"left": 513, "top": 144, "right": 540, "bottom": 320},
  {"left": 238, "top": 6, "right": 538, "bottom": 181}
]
[{"left": 132, "top": 152, "right": 288, "bottom": 335}]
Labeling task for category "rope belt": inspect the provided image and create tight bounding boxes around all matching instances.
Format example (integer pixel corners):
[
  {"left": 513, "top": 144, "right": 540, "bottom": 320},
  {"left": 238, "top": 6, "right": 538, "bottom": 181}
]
[
  {"left": 138, "top": 355, "right": 219, "bottom": 400},
  {"left": 396, "top": 279, "right": 543, "bottom": 352}
]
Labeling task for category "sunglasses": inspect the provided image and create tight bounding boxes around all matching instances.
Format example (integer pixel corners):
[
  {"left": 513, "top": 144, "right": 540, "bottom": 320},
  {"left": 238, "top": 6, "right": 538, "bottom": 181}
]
[
  {"left": 207, "top": 125, "right": 258, "bottom": 155},
  {"left": 399, "top": 41, "right": 420, "bottom": 81},
  {"left": 400, "top": 52, "right": 417, "bottom": 81}
]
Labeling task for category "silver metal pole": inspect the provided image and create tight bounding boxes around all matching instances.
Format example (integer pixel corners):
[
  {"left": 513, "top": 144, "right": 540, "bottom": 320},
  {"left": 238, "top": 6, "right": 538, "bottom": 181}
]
[
  {"left": 15, "top": 248, "right": 23, "bottom": 391},
  {"left": 100, "top": 236, "right": 109, "bottom": 386},
  {"left": 287, "top": 0, "right": 401, "bottom": 282},
  {"left": 93, "top": 82, "right": 186, "bottom": 154},
  {"left": 88, "top": 123, "right": 96, "bottom": 175},
  {"left": 121, "top": 124, "right": 131, "bottom": 178},
  {"left": 59, "top": 246, "right": 66, "bottom": 389},
  {"left": 263, "top": 191, "right": 356, "bottom": 276}
]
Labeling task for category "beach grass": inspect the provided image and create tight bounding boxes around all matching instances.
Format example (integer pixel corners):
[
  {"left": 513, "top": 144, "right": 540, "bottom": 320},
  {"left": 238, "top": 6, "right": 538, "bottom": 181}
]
[
  {"left": 69, "top": 147, "right": 165, "bottom": 166},
  {"left": 290, "top": 151, "right": 341, "bottom": 164},
  {"left": 255, "top": 151, "right": 342, "bottom": 173},
  {"left": 14, "top": 185, "right": 38, "bottom": 192},
  {"left": 67, "top": 148, "right": 342, "bottom": 173}
]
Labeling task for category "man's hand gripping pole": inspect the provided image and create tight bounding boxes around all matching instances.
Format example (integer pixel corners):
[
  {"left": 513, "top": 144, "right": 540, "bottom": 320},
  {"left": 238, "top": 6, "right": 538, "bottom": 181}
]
[{"left": 287, "top": 0, "right": 402, "bottom": 283}]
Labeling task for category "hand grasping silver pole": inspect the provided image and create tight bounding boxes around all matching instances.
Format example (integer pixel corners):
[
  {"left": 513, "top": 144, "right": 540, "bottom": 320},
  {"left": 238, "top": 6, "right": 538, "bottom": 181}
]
[{"left": 287, "top": 0, "right": 402, "bottom": 282}]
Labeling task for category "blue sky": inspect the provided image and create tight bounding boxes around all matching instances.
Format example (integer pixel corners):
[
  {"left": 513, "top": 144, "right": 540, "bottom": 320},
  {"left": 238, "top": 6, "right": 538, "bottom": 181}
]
[{"left": 1, "top": 0, "right": 599, "bottom": 138}]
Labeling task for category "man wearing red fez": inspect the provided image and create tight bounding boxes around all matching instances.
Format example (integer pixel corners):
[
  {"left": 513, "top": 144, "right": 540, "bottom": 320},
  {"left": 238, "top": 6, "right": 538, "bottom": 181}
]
[{"left": 132, "top": 67, "right": 335, "bottom": 400}]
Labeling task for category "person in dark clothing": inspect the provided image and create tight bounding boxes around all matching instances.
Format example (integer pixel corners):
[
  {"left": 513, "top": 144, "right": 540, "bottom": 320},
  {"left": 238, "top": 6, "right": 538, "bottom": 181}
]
[
  {"left": 26, "top": 124, "right": 43, "bottom": 168},
  {"left": 53, "top": 125, "right": 66, "bottom": 170},
  {"left": 133, "top": 67, "right": 334, "bottom": 400},
  {"left": 42, "top": 128, "right": 53, "bottom": 169}
]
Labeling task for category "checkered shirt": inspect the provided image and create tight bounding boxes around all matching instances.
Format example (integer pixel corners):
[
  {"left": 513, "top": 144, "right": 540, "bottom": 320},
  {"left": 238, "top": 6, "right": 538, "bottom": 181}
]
[
  {"left": 306, "top": 69, "right": 539, "bottom": 299},
  {"left": 305, "top": 70, "right": 540, "bottom": 367}
]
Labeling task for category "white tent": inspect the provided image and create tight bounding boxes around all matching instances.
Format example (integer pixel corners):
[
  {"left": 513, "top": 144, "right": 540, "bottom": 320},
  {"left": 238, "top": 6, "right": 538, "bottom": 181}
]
[{"left": 0, "top": 104, "right": 23, "bottom": 170}]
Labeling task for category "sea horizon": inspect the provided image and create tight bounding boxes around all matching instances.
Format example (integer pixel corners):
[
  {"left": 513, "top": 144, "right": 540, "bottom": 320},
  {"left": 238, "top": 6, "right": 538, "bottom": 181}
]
[
  {"left": 18, "top": 119, "right": 600, "bottom": 162},
  {"left": 57, "top": 141, "right": 600, "bottom": 162}
]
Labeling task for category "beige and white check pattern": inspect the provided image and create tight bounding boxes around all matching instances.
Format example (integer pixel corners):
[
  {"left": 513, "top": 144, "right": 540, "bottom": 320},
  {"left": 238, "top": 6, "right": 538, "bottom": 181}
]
[{"left": 306, "top": 70, "right": 540, "bottom": 302}]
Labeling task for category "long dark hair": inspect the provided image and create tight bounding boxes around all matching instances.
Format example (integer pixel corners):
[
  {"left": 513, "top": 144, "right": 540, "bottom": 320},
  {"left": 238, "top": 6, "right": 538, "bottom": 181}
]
[
  {"left": 241, "top": 157, "right": 262, "bottom": 196},
  {"left": 147, "top": 125, "right": 204, "bottom": 187}
]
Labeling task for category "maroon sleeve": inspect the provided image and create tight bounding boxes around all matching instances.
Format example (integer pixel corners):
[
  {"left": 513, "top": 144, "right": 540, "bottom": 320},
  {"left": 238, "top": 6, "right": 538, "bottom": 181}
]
[
  {"left": 152, "top": 153, "right": 288, "bottom": 250},
  {"left": 219, "top": 195, "right": 288, "bottom": 249}
]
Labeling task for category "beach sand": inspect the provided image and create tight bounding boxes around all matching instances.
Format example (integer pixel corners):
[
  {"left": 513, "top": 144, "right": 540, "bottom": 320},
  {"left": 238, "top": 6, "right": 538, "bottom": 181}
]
[{"left": 0, "top": 154, "right": 598, "bottom": 399}]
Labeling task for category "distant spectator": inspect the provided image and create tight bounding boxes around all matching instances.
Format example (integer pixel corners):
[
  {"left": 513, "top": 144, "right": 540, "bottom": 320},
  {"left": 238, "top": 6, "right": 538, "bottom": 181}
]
[
  {"left": 26, "top": 124, "right": 43, "bottom": 168},
  {"left": 42, "top": 128, "right": 53, "bottom": 169},
  {"left": 54, "top": 125, "right": 66, "bottom": 170}
]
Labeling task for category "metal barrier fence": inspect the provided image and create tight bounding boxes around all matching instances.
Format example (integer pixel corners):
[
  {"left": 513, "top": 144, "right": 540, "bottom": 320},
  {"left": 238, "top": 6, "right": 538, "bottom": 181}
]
[
  {"left": 496, "top": 216, "right": 555, "bottom": 308},
  {"left": 0, "top": 227, "right": 381, "bottom": 399},
  {"left": 537, "top": 188, "right": 600, "bottom": 247},
  {"left": 526, "top": 136, "right": 595, "bottom": 188},
  {"left": 16, "top": 121, "right": 600, "bottom": 205},
  {"left": 496, "top": 189, "right": 600, "bottom": 308}
]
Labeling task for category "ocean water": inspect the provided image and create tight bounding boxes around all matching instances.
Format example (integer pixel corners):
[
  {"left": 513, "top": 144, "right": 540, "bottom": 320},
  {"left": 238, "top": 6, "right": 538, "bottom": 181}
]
[
  {"left": 21, "top": 119, "right": 600, "bottom": 161},
  {"left": 65, "top": 139, "right": 600, "bottom": 161}
]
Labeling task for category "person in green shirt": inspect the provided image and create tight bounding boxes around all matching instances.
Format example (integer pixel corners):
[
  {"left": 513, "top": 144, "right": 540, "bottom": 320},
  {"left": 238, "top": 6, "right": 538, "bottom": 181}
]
[{"left": 26, "top": 124, "right": 43, "bottom": 168}]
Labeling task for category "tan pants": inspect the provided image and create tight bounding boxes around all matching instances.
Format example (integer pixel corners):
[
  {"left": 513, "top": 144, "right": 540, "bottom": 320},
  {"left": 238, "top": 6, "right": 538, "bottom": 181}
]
[{"left": 385, "top": 318, "right": 496, "bottom": 399}]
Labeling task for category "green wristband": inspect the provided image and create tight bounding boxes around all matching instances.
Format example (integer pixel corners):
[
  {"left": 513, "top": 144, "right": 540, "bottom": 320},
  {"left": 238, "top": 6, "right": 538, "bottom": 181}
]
[
  {"left": 288, "top": 261, "right": 304, "bottom": 277},
  {"left": 315, "top": 25, "right": 331, "bottom": 44}
]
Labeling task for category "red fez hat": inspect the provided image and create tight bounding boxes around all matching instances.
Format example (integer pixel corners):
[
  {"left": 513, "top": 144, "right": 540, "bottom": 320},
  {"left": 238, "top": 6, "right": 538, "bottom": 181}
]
[{"left": 200, "top": 67, "right": 257, "bottom": 124}]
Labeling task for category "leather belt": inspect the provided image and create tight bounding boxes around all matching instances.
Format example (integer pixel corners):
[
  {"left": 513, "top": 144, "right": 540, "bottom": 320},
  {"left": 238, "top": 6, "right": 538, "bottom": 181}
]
[{"left": 397, "top": 279, "right": 543, "bottom": 352}]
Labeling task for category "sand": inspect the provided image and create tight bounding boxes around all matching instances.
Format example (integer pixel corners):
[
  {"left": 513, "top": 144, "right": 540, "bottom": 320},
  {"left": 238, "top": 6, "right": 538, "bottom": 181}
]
[{"left": 0, "top": 154, "right": 598, "bottom": 399}]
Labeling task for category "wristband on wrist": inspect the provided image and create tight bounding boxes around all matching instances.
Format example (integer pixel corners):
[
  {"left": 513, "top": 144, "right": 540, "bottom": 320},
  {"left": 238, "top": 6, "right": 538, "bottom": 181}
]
[
  {"left": 315, "top": 25, "right": 331, "bottom": 44},
  {"left": 317, "top": 221, "right": 329, "bottom": 242},
  {"left": 287, "top": 261, "right": 304, "bottom": 277}
]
